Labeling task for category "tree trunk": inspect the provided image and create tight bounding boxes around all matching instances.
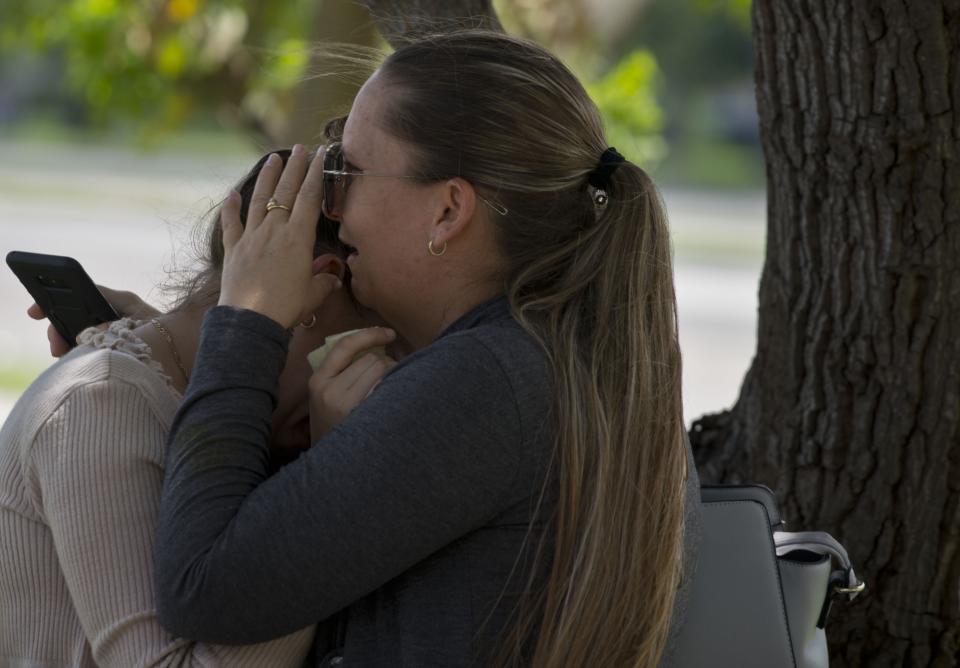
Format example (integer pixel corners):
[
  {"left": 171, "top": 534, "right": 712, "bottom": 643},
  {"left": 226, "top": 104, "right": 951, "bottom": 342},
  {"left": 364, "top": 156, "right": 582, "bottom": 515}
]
[
  {"left": 279, "top": 0, "right": 504, "bottom": 145},
  {"left": 280, "top": 1, "right": 379, "bottom": 146},
  {"left": 690, "top": 1, "right": 960, "bottom": 665}
]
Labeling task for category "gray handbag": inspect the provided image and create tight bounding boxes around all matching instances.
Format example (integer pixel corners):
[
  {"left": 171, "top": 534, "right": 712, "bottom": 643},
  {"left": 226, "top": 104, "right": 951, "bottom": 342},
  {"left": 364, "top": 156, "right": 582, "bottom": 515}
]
[{"left": 671, "top": 485, "right": 865, "bottom": 667}]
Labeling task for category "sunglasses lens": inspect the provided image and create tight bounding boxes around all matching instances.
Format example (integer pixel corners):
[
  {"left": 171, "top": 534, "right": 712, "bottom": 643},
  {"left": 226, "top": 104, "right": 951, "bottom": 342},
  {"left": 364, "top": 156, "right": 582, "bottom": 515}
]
[{"left": 323, "top": 144, "right": 343, "bottom": 217}]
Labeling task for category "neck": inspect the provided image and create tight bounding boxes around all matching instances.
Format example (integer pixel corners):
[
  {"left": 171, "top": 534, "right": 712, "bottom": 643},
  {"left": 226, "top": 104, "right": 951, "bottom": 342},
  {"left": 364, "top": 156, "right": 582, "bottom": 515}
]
[
  {"left": 312, "top": 290, "right": 376, "bottom": 342},
  {"left": 390, "top": 280, "right": 504, "bottom": 351},
  {"left": 161, "top": 308, "right": 206, "bottom": 376},
  {"left": 136, "top": 305, "right": 207, "bottom": 394}
]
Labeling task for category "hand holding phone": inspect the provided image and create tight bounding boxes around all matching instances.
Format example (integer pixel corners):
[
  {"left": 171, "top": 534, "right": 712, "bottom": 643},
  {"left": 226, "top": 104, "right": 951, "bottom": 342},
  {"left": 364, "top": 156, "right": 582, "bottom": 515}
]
[
  {"left": 7, "top": 251, "right": 121, "bottom": 350},
  {"left": 26, "top": 302, "right": 73, "bottom": 358},
  {"left": 25, "top": 284, "right": 162, "bottom": 357}
]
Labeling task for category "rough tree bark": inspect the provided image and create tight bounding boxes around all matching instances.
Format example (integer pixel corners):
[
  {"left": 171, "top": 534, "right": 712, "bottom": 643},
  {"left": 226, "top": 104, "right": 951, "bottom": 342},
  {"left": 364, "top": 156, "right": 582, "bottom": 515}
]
[{"left": 689, "top": 1, "right": 960, "bottom": 665}]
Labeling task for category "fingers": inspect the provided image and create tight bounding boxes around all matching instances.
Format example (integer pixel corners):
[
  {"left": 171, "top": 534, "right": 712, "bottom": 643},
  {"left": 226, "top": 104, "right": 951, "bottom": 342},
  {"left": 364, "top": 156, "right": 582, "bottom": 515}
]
[
  {"left": 315, "top": 327, "right": 397, "bottom": 379},
  {"left": 28, "top": 302, "right": 69, "bottom": 357},
  {"left": 291, "top": 149, "right": 326, "bottom": 235},
  {"left": 46, "top": 324, "right": 71, "bottom": 358},
  {"left": 268, "top": 144, "right": 309, "bottom": 221},
  {"left": 96, "top": 285, "right": 160, "bottom": 318},
  {"left": 246, "top": 153, "right": 284, "bottom": 231},
  {"left": 215, "top": 144, "right": 327, "bottom": 328},
  {"left": 335, "top": 352, "right": 389, "bottom": 393},
  {"left": 308, "top": 349, "right": 397, "bottom": 439},
  {"left": 28, "top": 303, "right": 76, "bottom": 357},
  {"left": 339, "top": 355, "right": 396, "bottom": 406},
  {"left": 220, "top": 190, "right": 243, "bottom": 250}
]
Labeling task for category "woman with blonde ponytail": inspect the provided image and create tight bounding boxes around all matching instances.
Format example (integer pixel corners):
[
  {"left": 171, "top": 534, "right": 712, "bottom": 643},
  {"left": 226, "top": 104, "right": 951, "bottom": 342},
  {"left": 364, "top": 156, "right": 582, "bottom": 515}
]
[{"left": 154, "top": 30, "right": 701, "bottom": 668}]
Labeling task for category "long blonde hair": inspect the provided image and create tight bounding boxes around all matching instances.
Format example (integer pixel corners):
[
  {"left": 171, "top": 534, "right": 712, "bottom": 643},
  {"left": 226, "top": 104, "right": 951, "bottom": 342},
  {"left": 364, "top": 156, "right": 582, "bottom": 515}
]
[{"left": 381, "top": 32, "right": 688, "bottom": 667}]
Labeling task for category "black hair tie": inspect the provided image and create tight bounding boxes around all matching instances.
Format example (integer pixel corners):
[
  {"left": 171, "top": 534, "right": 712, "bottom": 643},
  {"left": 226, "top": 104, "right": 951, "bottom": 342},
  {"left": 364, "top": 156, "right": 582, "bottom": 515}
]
[{"left": 587, "top": 147, "right": 626, "bottom": 189}]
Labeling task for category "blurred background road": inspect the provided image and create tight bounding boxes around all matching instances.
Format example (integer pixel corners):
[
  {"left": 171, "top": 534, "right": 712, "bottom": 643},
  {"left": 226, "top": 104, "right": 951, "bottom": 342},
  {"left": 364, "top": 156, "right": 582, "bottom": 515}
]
[{"left": 0, "top": 136, "right": 765, "bottom": 425}]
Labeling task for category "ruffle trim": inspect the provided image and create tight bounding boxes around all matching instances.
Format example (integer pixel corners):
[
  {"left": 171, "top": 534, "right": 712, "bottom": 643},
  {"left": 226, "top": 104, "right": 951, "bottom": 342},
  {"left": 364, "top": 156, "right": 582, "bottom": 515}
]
[{"left": 77, "top": 318, "right": 175, "bottom": 387}]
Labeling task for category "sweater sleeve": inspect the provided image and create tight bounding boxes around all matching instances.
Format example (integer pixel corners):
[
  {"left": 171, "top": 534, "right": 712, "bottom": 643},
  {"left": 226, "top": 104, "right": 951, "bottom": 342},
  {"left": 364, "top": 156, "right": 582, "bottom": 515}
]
[
  {"left": 155, "top": 306, "right": 525, "bottom": 644},
  {"left": 30, "top": 374, "right": 315, "bottom": 667}
]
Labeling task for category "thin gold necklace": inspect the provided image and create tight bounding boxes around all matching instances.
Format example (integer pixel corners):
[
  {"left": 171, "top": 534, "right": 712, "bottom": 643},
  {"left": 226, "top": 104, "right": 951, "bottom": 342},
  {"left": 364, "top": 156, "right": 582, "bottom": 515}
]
[{"left": 149, "top": 317, "right": 189, "bottom": 385}]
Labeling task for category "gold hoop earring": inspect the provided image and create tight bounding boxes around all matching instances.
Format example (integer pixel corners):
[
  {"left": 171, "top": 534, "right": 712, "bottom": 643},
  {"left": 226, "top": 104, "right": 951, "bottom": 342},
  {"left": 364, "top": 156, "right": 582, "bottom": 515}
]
[
  {"left": 299, "top": 313, "right": 317, "bottom": 329},
  {"left": 428, "top": 239, "right": 447, "bottom": 256}
]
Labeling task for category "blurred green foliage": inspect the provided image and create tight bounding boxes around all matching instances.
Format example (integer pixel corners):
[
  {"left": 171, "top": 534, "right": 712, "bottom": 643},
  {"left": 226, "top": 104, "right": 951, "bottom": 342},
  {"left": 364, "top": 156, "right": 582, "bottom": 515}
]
[
  {"left": 587, "top": 50, "right": 665, "bottom": 166},
  {"left": 493, "top": 0, "right": 667, "bottom": 166},
  {"left": 1, "top": 0, "right": 668, "bottom": 162},
  {"left": 699, "top": 0, "right": 752, "bottom": 30},
  {"left": 626, "top": 0, "right": 753, "bottom": 98},
  {"left": 0, "top": 0, "right": 316, "bottom": 140},
  {"left": 625, "top": 0, "right": 760, "bottom": 189}
]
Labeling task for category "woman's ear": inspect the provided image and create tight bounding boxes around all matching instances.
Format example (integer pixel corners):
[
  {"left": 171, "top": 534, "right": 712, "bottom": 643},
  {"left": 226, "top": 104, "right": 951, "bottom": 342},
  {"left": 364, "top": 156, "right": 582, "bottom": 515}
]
[
  {"left": 312, "top": 253, "right": 346, "bottom": 280},
  {"left": 431, "top": 177, "right": 478, "bottom": 245}
]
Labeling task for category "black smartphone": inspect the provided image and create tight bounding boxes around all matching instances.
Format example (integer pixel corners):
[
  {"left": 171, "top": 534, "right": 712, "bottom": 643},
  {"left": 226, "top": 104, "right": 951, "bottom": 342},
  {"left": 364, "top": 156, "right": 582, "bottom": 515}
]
[{"left": 6, "top": 251, "right": 120, "bottom": 348}]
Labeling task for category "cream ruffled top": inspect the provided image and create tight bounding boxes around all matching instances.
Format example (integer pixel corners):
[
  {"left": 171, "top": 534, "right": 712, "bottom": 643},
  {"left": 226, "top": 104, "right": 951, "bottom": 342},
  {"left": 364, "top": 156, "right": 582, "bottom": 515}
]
[{"left": 77, "top": 317, "right": 179, "bottom": 393}]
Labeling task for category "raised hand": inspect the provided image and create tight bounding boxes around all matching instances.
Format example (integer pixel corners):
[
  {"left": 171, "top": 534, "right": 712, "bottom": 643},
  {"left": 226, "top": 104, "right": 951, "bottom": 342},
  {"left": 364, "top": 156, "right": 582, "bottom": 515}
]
[
  {"left": 218, "top": 144, "right": 341, "bottom": 328},
  {"left": 27, "top": 286, "right": 159, "bottom": 358}
]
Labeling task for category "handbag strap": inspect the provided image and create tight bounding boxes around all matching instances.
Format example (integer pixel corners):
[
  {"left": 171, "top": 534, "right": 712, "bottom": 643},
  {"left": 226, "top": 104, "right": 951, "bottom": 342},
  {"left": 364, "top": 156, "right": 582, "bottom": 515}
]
[{"left": 774, "top": 530, "right": 866, "bottom": 600}]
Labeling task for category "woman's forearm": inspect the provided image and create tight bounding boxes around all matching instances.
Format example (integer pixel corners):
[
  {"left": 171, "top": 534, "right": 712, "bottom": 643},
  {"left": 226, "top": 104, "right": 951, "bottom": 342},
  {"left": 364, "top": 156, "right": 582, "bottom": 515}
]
[
  {"left": 155, "top": 306, "right": 526, "bottom": 644},
  {"left": 155, "top": 306, "right": 291, "bottom": 642}
]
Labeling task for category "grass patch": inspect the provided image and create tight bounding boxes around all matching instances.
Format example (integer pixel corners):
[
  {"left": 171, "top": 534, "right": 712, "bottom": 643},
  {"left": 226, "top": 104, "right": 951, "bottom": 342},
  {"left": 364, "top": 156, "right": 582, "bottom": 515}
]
[
  {"left": 653, "top": 139, "right": 765, "bottom": 191},
  {"left": 0, "top": 365, "right": 45, "bottom": 394}
]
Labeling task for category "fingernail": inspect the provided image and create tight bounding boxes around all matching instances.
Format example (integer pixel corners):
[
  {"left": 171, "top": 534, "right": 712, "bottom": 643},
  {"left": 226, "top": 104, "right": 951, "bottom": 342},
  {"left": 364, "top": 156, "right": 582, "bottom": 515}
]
[
  {"left": 292, "top": 144, "right": 304, "bottom": 157},
  {"left": 384, "top": 328, "right": 396, "bottom": 339},
  {"left": 266, "top": 153, "right": 280, "bottom": 166}
]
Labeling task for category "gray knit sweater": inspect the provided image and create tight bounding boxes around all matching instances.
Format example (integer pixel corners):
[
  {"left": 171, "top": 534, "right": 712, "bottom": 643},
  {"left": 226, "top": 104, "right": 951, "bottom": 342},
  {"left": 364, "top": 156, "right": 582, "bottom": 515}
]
[{"left": 155, "top": 297, "right": 701, "bottom": 667}]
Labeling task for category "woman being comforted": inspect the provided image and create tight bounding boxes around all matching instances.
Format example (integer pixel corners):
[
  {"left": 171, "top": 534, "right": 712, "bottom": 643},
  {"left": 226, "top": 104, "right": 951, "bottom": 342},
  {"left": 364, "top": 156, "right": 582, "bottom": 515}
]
[{"left": 0, "top": 149, "right": 380, "bottom": 666}]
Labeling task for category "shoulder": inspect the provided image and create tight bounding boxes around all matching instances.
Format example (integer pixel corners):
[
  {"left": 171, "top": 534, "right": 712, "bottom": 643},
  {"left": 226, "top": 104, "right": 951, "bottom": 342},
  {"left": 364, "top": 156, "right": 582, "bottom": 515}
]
[
  {"left": 4, "top": 347, "right": 175, "bottom": 515},
  {"left": 10, "top": 346, "right": 177, "bottom": 460},
  {"left": 389, "top": 320, "right": 549, "bottom": 410},
  {"left": 403, "top": 315, "right": 549, "bottom": 385},
  {"left": 440, "top": 316, "right": 554, "bottom": 421},
  {"left": 52, "top": 345, "right": 175, "bottom": 415},
  {"left": 381, "top": 316, "right": 554, "bottom": 451}
]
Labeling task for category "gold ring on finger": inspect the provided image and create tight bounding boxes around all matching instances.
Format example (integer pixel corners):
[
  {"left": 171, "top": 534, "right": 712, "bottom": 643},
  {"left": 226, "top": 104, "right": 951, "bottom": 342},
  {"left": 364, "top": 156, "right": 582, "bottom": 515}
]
[{"left": 266, "top": 198, "right": 292, "bottom": 213}]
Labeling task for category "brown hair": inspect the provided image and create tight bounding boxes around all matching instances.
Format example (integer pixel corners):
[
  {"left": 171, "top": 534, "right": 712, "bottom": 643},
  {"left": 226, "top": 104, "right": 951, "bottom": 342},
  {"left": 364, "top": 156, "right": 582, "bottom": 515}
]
[
  {"left": 380, "top": 31, "right": 687, "bottom": 667},
  {"left": 168, "top": 144, "right": 353, "bottom": 313}
]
